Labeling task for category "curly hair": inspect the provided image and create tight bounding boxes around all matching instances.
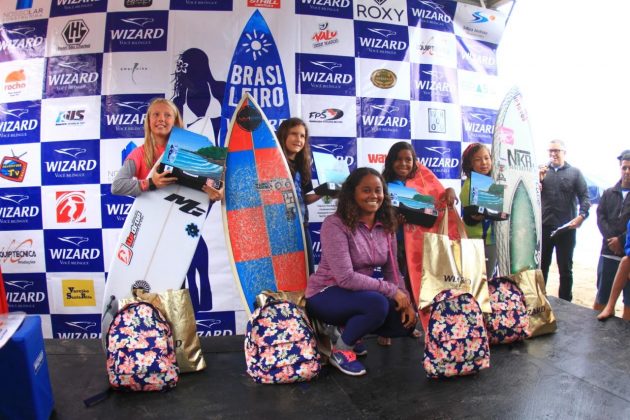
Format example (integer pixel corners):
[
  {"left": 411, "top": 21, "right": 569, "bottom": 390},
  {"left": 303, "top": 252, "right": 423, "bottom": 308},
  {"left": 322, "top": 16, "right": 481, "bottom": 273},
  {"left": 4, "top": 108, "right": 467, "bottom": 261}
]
[
  {"left": 277, "top": 118, "right": 312, "bottom": 185},
  {"left": 461, "top": 142, "right": 491, "bottom": 178},
  {"left": 382, "top": 141, "right": 418, "bottom": 183},
  {"left": 336, "top": 167, "right": 396, "bottom": 233}
]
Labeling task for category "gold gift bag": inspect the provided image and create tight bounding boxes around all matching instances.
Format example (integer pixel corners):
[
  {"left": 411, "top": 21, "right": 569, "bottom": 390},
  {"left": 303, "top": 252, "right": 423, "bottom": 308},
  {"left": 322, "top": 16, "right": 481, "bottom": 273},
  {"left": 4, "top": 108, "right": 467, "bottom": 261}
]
[
  {"left": 510, "top": 269, "right": 557, "bottom": 337},
  {"left": 120, "top": 288, "right": 206, "bottom": 373},
  {"left": 419, "top": 210, "right": 490, "bottom": 313}
]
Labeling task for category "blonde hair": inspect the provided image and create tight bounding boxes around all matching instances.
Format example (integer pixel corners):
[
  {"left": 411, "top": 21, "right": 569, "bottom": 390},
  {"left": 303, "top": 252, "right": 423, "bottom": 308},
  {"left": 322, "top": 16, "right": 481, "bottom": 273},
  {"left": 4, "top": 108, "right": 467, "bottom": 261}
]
[{"left": 142, "top": 98, "right": 183, "bottom": 169}]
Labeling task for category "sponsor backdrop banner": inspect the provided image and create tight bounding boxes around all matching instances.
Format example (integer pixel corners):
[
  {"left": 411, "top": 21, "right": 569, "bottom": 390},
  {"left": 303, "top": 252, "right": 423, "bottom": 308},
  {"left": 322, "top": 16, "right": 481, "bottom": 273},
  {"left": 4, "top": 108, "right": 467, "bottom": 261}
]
[{"left": 0, "top": 0, "right": 507, "bottom": 339}]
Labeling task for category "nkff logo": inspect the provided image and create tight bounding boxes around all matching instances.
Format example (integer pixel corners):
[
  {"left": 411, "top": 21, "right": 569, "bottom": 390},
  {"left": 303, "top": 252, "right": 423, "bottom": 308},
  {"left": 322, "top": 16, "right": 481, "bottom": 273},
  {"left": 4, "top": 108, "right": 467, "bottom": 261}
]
[
  {"left": 356, "top": 0, "right": 405, "bottom": 23},
  {"left": 56, "top": 190, "right": 86, "bottom": 223},
  {"left": 507, "top": 149, "right": 533, "bottom": 170}
]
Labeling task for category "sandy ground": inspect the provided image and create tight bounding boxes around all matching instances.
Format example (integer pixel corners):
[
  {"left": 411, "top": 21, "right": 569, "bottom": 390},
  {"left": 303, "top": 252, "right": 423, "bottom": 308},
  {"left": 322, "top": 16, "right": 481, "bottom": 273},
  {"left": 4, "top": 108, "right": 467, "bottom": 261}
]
[{"left": 545, "top": 208, "right": 626, "bottom": 318}]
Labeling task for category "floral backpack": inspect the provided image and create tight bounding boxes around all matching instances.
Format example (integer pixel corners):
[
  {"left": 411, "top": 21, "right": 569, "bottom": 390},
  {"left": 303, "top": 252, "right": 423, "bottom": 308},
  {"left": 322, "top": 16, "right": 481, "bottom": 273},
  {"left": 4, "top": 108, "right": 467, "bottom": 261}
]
[
  {"left": 423, "top": 289, "right": 490, "bottom": 378},
  {"left": 244, "top": 298, "right": 321, "bottom": 384},
  {"left": 106, "top": 302, "right": 179, "bottom": 391},
  {"left": 484, "top": 277, "right": 530, "bottom": 345}
]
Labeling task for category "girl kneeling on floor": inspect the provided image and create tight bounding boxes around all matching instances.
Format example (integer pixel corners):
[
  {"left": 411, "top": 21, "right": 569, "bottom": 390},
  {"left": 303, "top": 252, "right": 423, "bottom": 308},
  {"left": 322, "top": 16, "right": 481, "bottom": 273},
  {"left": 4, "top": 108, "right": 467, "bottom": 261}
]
[{"left": 305, "top": 167, "right": 416, "bottom": 376}]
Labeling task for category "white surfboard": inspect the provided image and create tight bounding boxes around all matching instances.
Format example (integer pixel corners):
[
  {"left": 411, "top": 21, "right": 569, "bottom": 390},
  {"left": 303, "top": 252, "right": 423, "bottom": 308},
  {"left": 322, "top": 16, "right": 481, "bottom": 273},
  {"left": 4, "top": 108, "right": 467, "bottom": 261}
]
[
  {"left": 101, "top": 183, "right": 211, "bottom": 337},
  {"left": 492, "top": 86, "right": 542, "bottom": 276}
]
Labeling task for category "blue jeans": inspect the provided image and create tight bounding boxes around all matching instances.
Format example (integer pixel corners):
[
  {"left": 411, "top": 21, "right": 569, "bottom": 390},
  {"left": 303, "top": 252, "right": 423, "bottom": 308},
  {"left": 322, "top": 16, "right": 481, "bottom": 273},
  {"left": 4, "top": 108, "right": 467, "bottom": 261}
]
[{"left": 305, "top": 286, "right": 413, "bottom": 346}]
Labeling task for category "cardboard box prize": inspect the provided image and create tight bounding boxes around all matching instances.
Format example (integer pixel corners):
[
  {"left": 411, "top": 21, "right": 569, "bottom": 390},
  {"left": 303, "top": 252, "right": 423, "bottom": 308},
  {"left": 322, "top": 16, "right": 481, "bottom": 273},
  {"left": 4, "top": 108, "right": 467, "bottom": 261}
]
[
  {"left": 387, "top": 182, "right": 438, "bottom": 227},
  {"left": 465, "top": 171, "right": 509, "bottom": 221},
  {"left": 312, "top": 151, "right": 349, "bottom": 196},
  {"left": 158, "top": 127, "right": 227, "bottom": 191}
]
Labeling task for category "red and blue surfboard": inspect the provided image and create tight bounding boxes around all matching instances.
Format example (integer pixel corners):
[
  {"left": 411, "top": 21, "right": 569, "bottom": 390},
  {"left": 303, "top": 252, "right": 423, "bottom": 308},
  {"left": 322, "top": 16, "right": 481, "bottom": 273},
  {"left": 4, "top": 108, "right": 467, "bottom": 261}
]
[{"left": 222, "top": 93, "right": 308, "bottom": 315}]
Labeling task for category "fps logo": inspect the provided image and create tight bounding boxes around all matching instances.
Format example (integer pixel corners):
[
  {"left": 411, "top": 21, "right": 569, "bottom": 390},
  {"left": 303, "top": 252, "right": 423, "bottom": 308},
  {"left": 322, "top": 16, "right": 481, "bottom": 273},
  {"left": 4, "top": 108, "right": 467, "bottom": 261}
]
[
  {"left": 105, "top": 11, "right": 168, "bottom": 52},
  {"left": 0, "top": 100, "right": 40, "bottom": 143},
  {"left": 3, "top": 272, "right": 48, "bottom": 314},
  {"left": 44, "top": 229, "right": 104, "bottom": 272}
]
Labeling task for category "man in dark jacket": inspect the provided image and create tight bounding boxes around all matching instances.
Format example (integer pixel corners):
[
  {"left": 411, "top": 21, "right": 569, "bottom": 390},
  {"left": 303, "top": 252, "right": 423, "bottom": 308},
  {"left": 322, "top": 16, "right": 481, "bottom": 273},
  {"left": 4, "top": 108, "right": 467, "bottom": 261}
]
[
  {"left": 594, "top": 150, "right": 630, "bottom": 317},
  {"left": 539, "top": 139, "right": 591, "bottom": 301}
]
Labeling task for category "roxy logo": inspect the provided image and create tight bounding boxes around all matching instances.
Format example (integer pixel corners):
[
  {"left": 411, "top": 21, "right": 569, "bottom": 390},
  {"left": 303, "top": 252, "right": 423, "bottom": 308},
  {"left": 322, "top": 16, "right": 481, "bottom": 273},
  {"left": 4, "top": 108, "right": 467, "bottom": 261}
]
[
  {"left": 357, "top": 0, "right": 404, "bottom": 22},
  {"left": 55, "top": 191, "right": 86, "bottom": 223}
]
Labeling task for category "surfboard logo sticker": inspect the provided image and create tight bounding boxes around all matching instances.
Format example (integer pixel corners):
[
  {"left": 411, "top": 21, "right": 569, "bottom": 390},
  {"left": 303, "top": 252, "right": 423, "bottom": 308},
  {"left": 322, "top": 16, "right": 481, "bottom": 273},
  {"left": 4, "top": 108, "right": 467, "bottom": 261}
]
[
  {"left": 236, "top": 104, "right": 263, "bottom": 132},
  {"left": 185, "top": 222, "right": 200, "bottom": 238},
  {"left": 117, "top": 244, "right": 133, "bottom": 265},
  {"left": 220, "top": 10, "right": 290, "bottom": 146}
]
